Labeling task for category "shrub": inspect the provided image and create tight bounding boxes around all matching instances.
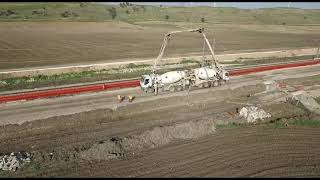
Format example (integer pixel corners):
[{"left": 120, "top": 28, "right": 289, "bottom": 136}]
[
  {"left": 61, "top": 11, "right": 71, "bottom": 17},
  {"left": 108, "top": 7, "right": 117, "bottom": 19},
  {"left": 32, "top": 9, "right": 47, "bottom": 16},
  {"left": 165, "top": 15, "right": 169, "bottom": 20},
  {"left": 2, "top": 9, "right": 17, "bottom": 16},
  {"left": 132, "top": 6, "right": 140, "bottom": 12},
  {"left": 72, "top": 12, "right": 79, "bottom": 17},
  {"left": 7, "top": 10, "right": 16, "bottom": 15},
  {"left": 201, "top": 17, "right": 205, "bottom": 23}
]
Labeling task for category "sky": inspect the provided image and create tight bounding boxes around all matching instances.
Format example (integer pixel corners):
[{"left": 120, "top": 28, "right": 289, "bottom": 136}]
[{"left": 101, "top": 2, "right": 320, "bottom": 9}]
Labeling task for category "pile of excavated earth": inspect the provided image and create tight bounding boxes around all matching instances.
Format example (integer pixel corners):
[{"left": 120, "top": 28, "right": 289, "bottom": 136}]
[{"left": 81, "top": 118, "right": 216, "bottom": 161}]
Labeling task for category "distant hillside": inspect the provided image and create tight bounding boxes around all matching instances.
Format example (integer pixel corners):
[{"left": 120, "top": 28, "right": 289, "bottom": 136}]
[{"left": 0, "top": 2, "right": 319, "bottom": 25}]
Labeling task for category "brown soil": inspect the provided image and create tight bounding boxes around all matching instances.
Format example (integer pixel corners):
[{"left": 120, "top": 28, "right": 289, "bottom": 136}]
[
  {"left": 5, "top": 124, "right": 320, "bottom": 177},
  {"left": 65, "top": 126, "right": 320, "bottom": 177},
  {"left": 0, "top": 22, "right": 318, "bottom": 70},
  {"left": 0, "top": 68, "right": 320, "bottom": 177}
]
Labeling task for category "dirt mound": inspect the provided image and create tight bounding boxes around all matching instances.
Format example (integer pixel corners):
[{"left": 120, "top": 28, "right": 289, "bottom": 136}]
[
  {"left": 239, "top": 106, "right": 271, "bottom": 123},
  {"left": 80, "top": 118, "right": 216, "bottom": 161},
  {"left": 290, "top": 91, "right": 320, "bottom": 115}
]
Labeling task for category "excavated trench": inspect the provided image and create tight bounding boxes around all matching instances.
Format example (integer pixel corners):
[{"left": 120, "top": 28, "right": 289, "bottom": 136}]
[{"left": 80, "top": 118, "right": 216, "bottom": 161}]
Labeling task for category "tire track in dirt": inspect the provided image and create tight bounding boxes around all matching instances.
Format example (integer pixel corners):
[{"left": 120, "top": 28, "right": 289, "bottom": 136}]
[
  {"left": 128, "top": 127, "right": 320, "bottom": 177},
  {"left": 144, "top": 133, "right": 312, "bottom": 176}
]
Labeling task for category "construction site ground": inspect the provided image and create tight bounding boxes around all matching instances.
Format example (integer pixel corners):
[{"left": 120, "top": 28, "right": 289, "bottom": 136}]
[{"left": 1, "top": 64, "right": 320, "bottom": 177}]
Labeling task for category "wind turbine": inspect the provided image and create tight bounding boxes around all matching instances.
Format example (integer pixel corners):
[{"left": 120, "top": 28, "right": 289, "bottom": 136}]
[{"left": 287, "top": 2, "right": 292, "bottom": 8}]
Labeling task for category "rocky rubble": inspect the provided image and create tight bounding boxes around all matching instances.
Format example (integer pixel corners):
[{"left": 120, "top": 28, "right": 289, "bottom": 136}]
[
  {"left": 239, "top": 106, "right": 271, "bottom": 123},
  {"left": 0, "top": 152, "right": 32, "bottom": 172}
]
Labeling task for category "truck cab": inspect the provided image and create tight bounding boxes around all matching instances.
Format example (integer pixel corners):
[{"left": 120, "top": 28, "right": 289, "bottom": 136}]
[{"left": 140, "top": 75, "right": 153, "bottom": 92}]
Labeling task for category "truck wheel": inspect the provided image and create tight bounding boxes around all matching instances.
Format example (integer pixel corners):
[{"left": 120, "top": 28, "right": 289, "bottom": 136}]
[
  {"left": 198, "top": 83, "right": 203, "bottom": 88},
  {"left": 203, "top": 82, "right": 209, "bottom": 88},
  {"left": 187, "top": 85, "right": 192, "bottom": 91},
  {"left": 219, "top": 80, "right": 226, "bottom": 85},
  {"left": 147, "top": 88, "right": 154, "bottom": 93},
  {"left": 213, "top": 81, "right": 218, "bottom": 87},
  {"left": 169, "top": 86, "right": 176, "bottom": 92},
  {"left": 176, "top": 86, "right": 183, "bottom": 91}
]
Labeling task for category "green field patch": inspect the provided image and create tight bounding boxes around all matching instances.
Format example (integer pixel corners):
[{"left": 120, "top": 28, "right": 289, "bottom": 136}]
[
  {"left": 0, "top": 3, "right": 319, "bottom": 25},
  {"left": 223, "top": 55, "right": 315, "bottom": 66},
  {"left": 267, "top": 119, "right": 320, "bottom": 128},
  {"left": 216, "top": 122, "right": 249, "bottom": 129}
]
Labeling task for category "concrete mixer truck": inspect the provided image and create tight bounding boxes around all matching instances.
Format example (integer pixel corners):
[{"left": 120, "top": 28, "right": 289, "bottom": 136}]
[{"left": 140, "top": 28, "right": 229, "bottom": 95}]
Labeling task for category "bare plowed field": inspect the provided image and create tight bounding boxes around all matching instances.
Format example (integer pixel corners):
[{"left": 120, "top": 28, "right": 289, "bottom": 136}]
[{"left": 0, "top": 22, "right": 319, "bottom": 70}]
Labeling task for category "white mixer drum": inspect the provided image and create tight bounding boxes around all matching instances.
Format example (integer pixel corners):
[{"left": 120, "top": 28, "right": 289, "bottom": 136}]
[
  {"left": 160, "top": 71, "right": 186, "bottom": 84},
  {"left": 195, "top": 67, "right": 217, "bottom": 80}
]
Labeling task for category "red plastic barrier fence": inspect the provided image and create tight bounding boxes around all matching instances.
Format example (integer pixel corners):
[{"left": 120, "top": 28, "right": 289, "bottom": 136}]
[
  {"left": 229, "top": 59, "right": 320, "bottom": 76},
  {"left": 0, "top": 59, "right": 319, "bottom": 103},
  {"left": 0, "top": 80, "right": 140, "bottom": 103}
]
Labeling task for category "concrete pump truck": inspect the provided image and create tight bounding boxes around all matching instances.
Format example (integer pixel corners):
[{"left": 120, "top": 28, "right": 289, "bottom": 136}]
[{"left": 140, "top": 28, "right": 229, "bottom": 95}]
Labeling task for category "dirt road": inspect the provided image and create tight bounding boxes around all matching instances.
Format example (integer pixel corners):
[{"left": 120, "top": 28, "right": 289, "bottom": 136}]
[{"left": 0, "top": 64, "right": 320, "bottom": 177}]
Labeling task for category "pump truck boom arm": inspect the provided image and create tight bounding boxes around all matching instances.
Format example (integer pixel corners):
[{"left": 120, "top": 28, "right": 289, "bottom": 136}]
[
  {"left": 152, "top": 28, "right": 221, "bottom": 73},
  {"left": 141, "top": 27, "right": 229, "bottom": 95}
]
